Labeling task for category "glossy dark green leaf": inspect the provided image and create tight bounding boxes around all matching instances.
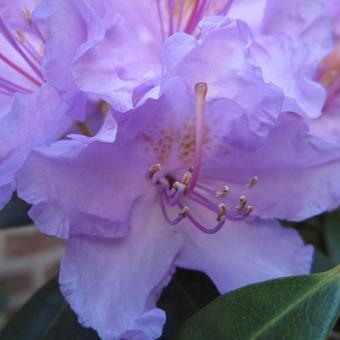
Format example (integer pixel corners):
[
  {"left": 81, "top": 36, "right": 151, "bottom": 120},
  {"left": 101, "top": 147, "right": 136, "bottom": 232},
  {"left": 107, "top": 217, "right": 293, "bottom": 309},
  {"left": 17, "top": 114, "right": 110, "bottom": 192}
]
[
  {"left": 325, "top": 213, "right": 340, "bottom": 265},
  {"left": 0, "top": 277, "right": 98, "bottom": 340},
  {"left": 312, "top": 250, "right": 334, "bottom": 273},
  {"left": 175, "top": 266, "right": 340, "bottom": 340}
]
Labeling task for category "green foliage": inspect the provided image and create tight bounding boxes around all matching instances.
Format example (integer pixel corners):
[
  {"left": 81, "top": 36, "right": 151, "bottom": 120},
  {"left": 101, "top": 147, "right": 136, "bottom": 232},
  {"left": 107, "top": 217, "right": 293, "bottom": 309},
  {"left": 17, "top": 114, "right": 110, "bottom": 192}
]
[
  {"left": 175, "top": 266, "right": 340, "bottom": 340},
  {"left": 0, "top": 278, "right": 98, "bottom": 340},
  {"left": 325, "top": 213, "right": 340, "bottom": 265}
]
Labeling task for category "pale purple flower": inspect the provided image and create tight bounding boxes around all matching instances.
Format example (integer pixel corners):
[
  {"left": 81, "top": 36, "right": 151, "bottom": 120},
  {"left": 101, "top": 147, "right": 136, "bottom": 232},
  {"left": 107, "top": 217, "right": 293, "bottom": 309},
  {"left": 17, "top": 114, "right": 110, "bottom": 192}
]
[
  {"left": 0, "top": 0, "right": 89, "bottom": 207},
  {"left": 40, "top": 0, "right": 331, "bottom": 120},
  {"left": 16, "top": 78, "right": 316, "bottom": 338},
  {"left": 326, "top": 0, "right": 340, "bottom": 40},
  {"left": 304, "top": 0, "right": 340, "bottom": 144},
  {"left": 5, "top": 1, "right": 340, "bottom": 339},
  {"left": 0, "top": 1, "right": 66, "bottom": 207},
  {"left": 0, "top": 0, "right": 45, "bottom": 116}
]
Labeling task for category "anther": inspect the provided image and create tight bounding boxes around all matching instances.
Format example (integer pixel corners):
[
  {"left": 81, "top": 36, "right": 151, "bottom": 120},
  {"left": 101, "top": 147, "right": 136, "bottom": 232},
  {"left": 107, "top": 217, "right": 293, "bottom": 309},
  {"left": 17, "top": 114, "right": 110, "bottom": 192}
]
[
  {"left": 180, "top": 169, "right": 192, "bottom": 190},
  {"left": 236, "top": 195, "right": 247, "bottom": 211},
  {"left": 76, "top": 122, "right": 92, "bottom": 137},
  {"left": 179, "top": 206, "right": 190, "bottom": 218},
  {"left": 167, "top": 182, "right": 185, "bottom": 206},
  {"left": 169, "top": 206, "right": 190, "bottom": 225},
  {"left": 146, "top": 163, "right": 162, "bottom": 180},
  {"left": 246, "top": 176, "right": 258, "bottom": 189},
  {"left": 195, "top": 82, "right": 208, "bottom": 96},
  {"left": 171, "top": 181, "right": 181, "bottom": 192},
  {"left": 23, "top": 7, "right": 32, "bottom": 27},
  {"left": 245, "top": 205, "right": 253, "bottom": 216},
  {"left": 16, "top": 30, "right": 25, "bottom": 43},
  {"left": 160, "top": 193, "right": 189, "bottom": 226},
  {"left": 217, "top": 203, "right": 226, "bottom": 221},
  {"left": 216, "top": 185, "right": 230, "bottom": 197}
]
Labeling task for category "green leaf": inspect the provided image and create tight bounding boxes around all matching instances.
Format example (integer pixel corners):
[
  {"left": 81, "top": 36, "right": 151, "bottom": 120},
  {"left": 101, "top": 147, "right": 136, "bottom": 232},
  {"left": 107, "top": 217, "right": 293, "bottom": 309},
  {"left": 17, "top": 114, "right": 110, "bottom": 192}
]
[
  {"left": 312, "top": 250, "right": 334, "bottom": 273},
  {"left": 0, "top": 269, "right": 219, "bottom": 340},
  {"left": 174, "top": 266, "right": 340, "bottom": 340},
  {"left": 325, "top": 213, "right": 340, "bottom": 265},
  {"left": 0, "top": 277, "right": 98, "bottom": 340}
]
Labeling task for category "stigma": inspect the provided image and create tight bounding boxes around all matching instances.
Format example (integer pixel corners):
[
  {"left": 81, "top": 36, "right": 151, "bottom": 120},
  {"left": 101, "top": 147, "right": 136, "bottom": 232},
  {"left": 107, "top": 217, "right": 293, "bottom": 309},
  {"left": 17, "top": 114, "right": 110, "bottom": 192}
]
[{"left": 146, "top": 83, "right": 258, "bottom": 234}]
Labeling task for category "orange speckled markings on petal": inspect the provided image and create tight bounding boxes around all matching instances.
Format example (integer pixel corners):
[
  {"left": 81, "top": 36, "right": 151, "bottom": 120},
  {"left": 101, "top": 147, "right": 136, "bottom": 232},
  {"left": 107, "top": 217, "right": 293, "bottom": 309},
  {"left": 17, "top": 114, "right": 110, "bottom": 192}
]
[
  {"left": 144, "top": 83, "right": 259, "bottom": 234},
  {"left": 320, "top": 44, "right": 340, "bottom": 87}
]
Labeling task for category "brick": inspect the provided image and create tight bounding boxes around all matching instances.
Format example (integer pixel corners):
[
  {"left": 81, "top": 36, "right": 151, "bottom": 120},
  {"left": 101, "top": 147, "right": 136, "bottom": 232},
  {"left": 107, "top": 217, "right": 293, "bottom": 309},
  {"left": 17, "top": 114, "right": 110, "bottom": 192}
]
[
  {"left": 5, "top": 232, "right": 63, "bottom": 257},
  {"left": 0, "top": 271, "right": 33, "bottom": 295}
]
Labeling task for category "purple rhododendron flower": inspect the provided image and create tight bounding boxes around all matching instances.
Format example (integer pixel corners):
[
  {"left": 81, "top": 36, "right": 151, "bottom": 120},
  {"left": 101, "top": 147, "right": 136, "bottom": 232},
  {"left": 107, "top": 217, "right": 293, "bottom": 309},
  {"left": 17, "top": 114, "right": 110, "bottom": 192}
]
[
  {"left": 307, "top": 0, "right": 340, "bottom": 143},
  {"left": 45, "top": 0, "right": 331, "bottom": 118},
  {"left": 16, "top": 79, "right": 313, "bottom": 338},
  {"left": 0, "top": 0, "right": 71, "bottom": 207},
  {"left": 0, "top": 0, "right": 92, "bottom": 208},
  {"left": 2, "top": 0, "right": 340, "bottom": 339}
]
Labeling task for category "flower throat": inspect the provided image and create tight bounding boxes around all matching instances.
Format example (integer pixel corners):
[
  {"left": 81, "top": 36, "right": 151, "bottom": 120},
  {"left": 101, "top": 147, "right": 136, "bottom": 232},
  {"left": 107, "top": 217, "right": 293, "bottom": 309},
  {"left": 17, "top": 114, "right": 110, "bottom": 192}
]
[{"left": 146, "top": 82, "right": 258, "bottom": 234}]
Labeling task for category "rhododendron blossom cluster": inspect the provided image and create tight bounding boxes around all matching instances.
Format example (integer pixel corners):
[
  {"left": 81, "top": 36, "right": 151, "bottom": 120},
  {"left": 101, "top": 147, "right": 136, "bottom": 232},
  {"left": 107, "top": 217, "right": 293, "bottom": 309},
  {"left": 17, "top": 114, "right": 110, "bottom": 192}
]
[{"left": 1, "top": 0, "right": 340, "bottom": 339}]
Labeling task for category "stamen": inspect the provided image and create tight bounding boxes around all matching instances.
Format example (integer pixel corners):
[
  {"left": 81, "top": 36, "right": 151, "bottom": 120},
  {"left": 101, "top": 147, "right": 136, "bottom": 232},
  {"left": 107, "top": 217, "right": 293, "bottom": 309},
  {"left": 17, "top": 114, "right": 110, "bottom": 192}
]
[
  {"left": 217, "top": 203, "right": 226, "bottom": 221},
  {"left": 178, "top": 202, "right": 226, "bottom": 234},
  {"left": 179, "top": 206, "right": 190, "bottom": 218},
  {"left": 76, "top": 122, "right": 92, "bottom": 137},
  {"left": 246, "top": 176, "right": 258, "bottom": 189},
  {"left": 183, "top": 0, "right": 200, "bottom": 34},
  {"left": 0, "top": 76, "right": 31, "bottom": 94},
  {"left": 156, "top": 0, "right": 166, "bottom": 40},
  {"left": 167, "top": 0, "right": 175, "bottom": 36},
  {"left": 23, "top": 7, "right": 32, "bottom": 27},
  {"left": 180, "top": 168, "right": 192, "bottom": 190},
  {"left": 191, "top": 191, "right": 218, "bottom": 212},
  {"left": 0, "top": 53, "right": 42, "bottom": 87},
  {"left": 188, "top": 82, "right": 208, "bottom": 192},
  {"left": 160, "top": 193, "right": 189, "bottom": 225},
  {"left": 216, "top": 185, "right": 230, "bottom": 197},
  {"left": 146, "top": 163, "right": 162, "bottom": 180},
  {"left": 16, "top": 30, "right": 43, "bottom": 65},
  {"left": 176, "top": 0, "right": 185, "bottom": 31},
  {"left": 22, "top": 7, "right": 45, "bottom": 43},
  {"left": 0, "top": 18, "right": 44, "bottom": 83},
  {"left": 236, "top": 195, "right": 247, "bottom": 211},
  {"left": 167, "top": 181, "right": 185, "bottom": 206},
  {"left": 191, "top": 0, "right": 209, "bottom": 32},
  {"left": 245, "top": 205, "right": 253, "bottom": 216}
]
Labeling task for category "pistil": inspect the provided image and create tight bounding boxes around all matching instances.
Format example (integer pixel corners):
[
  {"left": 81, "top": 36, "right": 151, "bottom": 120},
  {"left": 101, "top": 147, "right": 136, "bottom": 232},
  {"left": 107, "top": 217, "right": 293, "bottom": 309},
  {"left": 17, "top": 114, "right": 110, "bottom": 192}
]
[
  {"left": 145, "top": 82, "right": 258, "bottom": 234},
  {"left": 188, "top": 82, "right": 207, "bottom": 192}
]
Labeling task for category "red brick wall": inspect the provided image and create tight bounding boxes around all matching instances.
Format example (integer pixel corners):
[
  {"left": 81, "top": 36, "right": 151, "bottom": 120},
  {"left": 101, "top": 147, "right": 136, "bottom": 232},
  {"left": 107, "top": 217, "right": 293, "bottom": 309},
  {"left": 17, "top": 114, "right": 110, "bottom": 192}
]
[{"left": 0, "top": 225, "right": 64, "bottom": 328}]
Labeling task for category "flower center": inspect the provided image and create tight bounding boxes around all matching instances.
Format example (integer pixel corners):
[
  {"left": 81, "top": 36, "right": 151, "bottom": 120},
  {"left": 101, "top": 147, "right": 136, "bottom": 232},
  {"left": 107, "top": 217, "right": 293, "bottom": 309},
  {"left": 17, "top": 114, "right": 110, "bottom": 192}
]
[
  {"left": 318, "top": 44, "right": 340, "bottom": 109},
  {"left": 0, "top": 7, "right": 44, "bottom": 97},
  {"left": 156, "top": 0, "right": 233, "bottom": 39},
  {"left": 145, "top": 83, "right": 257, "bottom": 234}
]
